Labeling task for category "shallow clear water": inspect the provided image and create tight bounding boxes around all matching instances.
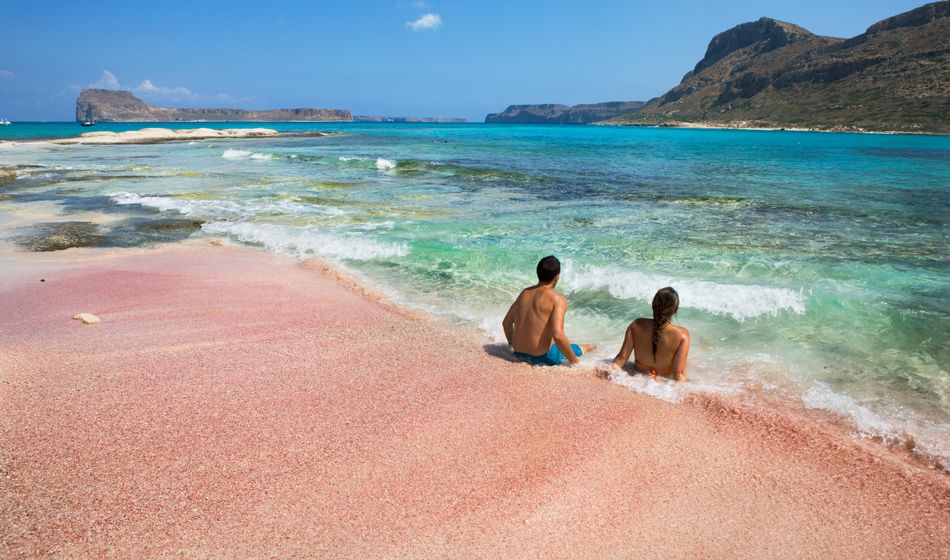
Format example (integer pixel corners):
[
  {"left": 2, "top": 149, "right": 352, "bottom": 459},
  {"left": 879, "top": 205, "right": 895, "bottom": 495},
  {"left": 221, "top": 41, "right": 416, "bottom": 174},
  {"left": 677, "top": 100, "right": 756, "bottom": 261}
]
[{"left": 2, "top": 122, "right": 948, "bottom": 463}]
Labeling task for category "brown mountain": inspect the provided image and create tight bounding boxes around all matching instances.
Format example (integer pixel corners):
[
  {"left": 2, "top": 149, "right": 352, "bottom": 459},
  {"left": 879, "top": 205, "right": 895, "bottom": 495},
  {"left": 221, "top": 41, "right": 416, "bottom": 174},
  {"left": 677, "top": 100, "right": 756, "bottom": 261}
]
[
  {"left": 76, "top": 89, "right": 352, "bottom": 122},
  {"left": 485, "top": 101, "right": 646, "bottom": 124},
  {"left": 611, "top": 1, "right": 950, "bottom": 133}
]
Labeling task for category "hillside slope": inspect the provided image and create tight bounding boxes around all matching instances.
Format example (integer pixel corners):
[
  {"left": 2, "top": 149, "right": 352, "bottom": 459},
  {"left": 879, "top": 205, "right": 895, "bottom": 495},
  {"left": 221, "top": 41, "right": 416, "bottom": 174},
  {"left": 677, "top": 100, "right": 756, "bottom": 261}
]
[{"left": 611, "top": 2, "right": 950, "bottom": 133}]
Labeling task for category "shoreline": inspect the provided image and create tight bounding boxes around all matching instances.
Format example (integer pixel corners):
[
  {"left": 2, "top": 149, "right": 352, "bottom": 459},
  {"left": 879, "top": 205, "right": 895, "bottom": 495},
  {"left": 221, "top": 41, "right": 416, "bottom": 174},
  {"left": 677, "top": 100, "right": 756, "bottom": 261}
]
[
  {"left": 2, "top": 122, "right": 947, "bottom": 147},
  {"left": 596, "top": 120, "right": 950, "bottom": 136},
  {"left": 1, "top": 241, "right": 947, "bottom": 557}
]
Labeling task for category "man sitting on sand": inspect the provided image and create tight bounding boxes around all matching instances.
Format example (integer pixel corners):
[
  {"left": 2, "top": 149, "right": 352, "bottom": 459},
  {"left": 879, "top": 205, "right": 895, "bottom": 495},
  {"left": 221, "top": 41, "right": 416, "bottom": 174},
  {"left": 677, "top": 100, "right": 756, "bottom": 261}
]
[{"left": 502, "top": 255, "right": 594, "bottom": 366}]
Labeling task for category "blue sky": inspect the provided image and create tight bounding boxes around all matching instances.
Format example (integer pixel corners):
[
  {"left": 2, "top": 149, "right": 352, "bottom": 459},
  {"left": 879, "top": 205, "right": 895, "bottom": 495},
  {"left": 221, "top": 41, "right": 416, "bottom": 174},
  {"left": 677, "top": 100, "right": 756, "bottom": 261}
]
[{"left": 0, "top": 0, "right": 930, "bottom": 121}]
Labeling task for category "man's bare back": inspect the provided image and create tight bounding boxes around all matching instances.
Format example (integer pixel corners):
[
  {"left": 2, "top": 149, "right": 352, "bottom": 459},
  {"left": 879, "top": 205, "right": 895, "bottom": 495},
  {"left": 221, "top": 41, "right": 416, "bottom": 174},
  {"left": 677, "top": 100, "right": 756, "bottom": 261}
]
[{"left": 502, "top": 256, "right": 593, "bottom": 366}]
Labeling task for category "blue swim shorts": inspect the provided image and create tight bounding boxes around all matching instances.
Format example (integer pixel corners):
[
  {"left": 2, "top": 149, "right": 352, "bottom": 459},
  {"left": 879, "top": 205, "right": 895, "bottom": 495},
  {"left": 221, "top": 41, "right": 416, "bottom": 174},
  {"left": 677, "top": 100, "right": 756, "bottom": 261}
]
[{"left": 513, "top": 343, "right": 583, "bottom": 366}]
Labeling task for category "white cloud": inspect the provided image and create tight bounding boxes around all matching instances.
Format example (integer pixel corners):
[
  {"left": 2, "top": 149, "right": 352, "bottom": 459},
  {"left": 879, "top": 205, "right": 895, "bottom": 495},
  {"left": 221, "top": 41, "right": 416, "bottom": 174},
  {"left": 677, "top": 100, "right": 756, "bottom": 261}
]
[
  {"left": 81, "top": 70, "right": 237, "bottom": 105},
  {"left": 0, "top": 69, "right": 14, "bottom": 78},
  {"left": 90, "top": 69, "right": 121, "bottom": 89},
  {"left": 406, "top": 13, "right": 442, "bottom": 31},
  {"left": 135, "top": 79, "right": 237, "bottom": 104},
  {"left": 136, "top": 79, "right": 193, "bottom": 99}
]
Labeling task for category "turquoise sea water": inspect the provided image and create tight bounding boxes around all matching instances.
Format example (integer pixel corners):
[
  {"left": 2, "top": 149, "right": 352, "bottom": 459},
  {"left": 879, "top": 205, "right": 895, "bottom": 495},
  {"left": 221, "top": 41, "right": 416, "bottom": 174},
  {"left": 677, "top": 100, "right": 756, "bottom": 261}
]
[{"left": 1, "top": 122, "right": 948, "bottom": 464}]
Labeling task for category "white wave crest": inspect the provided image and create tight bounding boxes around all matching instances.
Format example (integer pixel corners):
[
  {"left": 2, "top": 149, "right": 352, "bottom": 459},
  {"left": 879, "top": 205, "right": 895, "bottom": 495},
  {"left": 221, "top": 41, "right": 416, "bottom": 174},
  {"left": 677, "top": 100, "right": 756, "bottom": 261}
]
[
  {"left": 222, "top": 149, "right": 272, "bottom": 160},
  {"left": 110, "top": 192, "right": 214, "bottom": 214},
  {"left": 376, "top": 158, "right": 396, "bottom": 170},
  {"left": 561, "top": 263, "right": 804, "bottom": 321},
  {"left": 201, "top": 221, "right": 409, "bottom": 261},
  {"left": 109, "top": 192, "right": 342, "bottom": 218}
]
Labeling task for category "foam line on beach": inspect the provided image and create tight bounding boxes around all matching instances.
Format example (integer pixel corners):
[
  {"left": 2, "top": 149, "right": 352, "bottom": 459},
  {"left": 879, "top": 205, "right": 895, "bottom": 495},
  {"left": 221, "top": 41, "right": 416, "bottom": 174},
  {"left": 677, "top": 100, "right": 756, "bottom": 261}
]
[
  {"left": 201, "top": 221, "right": 409, "bottom": 261},
  {"left": 803, "top": 381, "right": 950, "bottom": 468},
  {"left": 562, "top": 262, "right": 805, "bottom": 321}
]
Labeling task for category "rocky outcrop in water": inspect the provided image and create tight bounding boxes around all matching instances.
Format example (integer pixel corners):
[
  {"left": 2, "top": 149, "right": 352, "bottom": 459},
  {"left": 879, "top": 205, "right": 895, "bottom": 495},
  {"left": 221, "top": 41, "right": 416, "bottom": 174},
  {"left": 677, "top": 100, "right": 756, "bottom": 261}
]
[
  {"left": 485, "top": 101, "right": 646, "bottom": 124},
  {"left": 76, "top": 89, "right": 353, "bottom": 122},
  {"left": 611, "top": 2, "right": 950, "bottom": 132}
]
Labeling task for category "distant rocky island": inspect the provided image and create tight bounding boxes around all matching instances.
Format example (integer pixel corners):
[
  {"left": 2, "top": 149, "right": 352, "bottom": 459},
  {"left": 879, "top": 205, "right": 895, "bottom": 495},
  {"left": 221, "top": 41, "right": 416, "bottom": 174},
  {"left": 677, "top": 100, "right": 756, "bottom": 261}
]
[
  {"left": 76, "top": 89, "right": 467, "bottom": 123},
  {"left": 485, "top": 102, "right": 646, "bottom": 124},
  {"left": 77, "top": 89, "right": 352, "bottom": 122},
  {"left": 353, "top": 115, "right": 467, "bottom": 123},
  {"left": 610, "top": 1, "right": 950, "bottom": 133}
]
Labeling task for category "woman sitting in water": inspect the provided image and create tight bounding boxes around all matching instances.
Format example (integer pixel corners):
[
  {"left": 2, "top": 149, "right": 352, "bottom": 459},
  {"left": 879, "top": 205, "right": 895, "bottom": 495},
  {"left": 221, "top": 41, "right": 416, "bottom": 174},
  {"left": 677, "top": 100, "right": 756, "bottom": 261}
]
[{"left": 611, "top": 287, "right": 690, "bottom": 381}]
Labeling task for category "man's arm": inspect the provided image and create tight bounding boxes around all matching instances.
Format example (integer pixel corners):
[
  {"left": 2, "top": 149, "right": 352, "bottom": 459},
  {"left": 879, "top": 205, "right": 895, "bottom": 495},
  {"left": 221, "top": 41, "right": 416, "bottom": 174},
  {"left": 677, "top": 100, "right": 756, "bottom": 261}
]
[
  {"left": 550, "top": 296, "right": 580, "bottom": 365},
  {"left": 502, "top": 297, "right": 518, "bottom": 346},
  {"left": 611, "top": 322, "right": 635, "bottom": 368}
]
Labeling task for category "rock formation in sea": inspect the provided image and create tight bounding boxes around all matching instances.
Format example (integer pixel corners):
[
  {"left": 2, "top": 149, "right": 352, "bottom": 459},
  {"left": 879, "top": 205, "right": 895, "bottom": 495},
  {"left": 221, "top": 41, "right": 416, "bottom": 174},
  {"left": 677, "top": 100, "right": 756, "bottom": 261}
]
[
  {"left": 610, "top": 1, "right": 950, "bottom": 133},
  {"left": 76, "top": 89, "right": 353, "bottom": 122},
  {"left": 484, "top": 101, "right": 647, "bottom": 124}
]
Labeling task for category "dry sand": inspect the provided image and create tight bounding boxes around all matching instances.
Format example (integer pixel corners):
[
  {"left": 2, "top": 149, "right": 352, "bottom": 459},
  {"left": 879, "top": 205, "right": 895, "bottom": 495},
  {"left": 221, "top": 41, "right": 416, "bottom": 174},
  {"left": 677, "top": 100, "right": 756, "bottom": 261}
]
[
  {"left": 1, "top": 244, "right": 947, "bottom": 559},
  {"left": 44, "top": 127, "right": 280, "bottom": 145}
]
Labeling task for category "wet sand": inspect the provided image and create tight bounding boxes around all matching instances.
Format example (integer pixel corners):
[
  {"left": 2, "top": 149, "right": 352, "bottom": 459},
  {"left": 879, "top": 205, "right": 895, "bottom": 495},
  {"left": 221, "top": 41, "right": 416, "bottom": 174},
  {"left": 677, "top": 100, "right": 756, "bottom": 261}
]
[{"left": 1, "top": 244, "right": 947, "bottom": 559}]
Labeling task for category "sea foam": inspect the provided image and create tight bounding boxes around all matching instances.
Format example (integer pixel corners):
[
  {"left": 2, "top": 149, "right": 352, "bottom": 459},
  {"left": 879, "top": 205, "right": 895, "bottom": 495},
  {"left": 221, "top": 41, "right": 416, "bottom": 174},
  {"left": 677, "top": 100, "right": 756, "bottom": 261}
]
[
  {"left": 109, "top": 192, "right": 341, "bottom": 218},
  {"left": 562, "top": 263, "right": 804, "bottom": 321},
  {"left": 376, "top": 158, "right": 397, "bottom": 171},
  {"left": 803, "top": 381, "right": 950, "bottom": 469},
  {"left": 604, "top": 368, "right": 684, "bottom": 403},
  {"left": 201, "top": 221, "right": 409, "bottom": 261},
  {"left": 222, "top": 149, "right": 273, "bottom": 161},
  {"left": 803, "top": 382, "right": 898, "bottom": 441}
]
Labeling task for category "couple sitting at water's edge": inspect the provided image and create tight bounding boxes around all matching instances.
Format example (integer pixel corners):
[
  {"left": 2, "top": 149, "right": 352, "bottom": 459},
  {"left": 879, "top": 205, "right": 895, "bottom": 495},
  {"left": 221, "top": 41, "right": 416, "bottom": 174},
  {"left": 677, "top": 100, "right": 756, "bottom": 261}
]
[{"left": 502, "top": 255, "right": 690, "bottom": 381}]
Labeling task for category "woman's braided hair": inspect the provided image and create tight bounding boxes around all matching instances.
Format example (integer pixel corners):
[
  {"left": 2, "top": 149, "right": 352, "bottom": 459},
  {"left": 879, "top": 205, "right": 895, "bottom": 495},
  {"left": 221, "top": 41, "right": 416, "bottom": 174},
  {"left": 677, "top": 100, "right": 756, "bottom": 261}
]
[{"left": 651, "top": 287, "right": 679, "bottom": 360}]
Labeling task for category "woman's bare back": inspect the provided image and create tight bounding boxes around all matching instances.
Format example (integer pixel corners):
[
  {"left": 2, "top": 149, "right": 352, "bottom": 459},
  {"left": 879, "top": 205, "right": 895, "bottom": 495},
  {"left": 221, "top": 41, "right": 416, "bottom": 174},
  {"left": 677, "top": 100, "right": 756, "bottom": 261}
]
[{"left": 612, "top": 318, "right": 690, "bottom": 381}]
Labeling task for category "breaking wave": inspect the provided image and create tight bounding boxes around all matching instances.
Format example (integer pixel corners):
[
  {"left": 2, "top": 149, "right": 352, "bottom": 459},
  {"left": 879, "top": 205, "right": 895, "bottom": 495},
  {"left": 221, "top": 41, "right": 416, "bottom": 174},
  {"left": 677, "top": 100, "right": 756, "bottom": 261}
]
[
  {"left": 201, "top": 221, "right": 409, "bottom": 261},
  {"left": 222, "top": 149, "right": 273, "bottom": 161},
  {"left": 376, "top": 158, "right": 397, "bottom": 171},
  {"left": 561, "top": 264, "right": 804, "bottom": 321},
  {"left": 109, "top": 192, "right": 344, "bottom": 218}
]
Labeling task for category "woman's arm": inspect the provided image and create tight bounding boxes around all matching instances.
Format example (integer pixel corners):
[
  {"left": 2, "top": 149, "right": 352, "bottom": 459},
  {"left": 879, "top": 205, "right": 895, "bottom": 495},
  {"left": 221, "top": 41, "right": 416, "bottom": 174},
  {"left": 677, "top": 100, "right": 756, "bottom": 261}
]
[
  {"left": 671, "top": 329, "right": 690, "bottom": 382},
  {"left": 611, "top": 322, "right": 636, "bottom": 368}
]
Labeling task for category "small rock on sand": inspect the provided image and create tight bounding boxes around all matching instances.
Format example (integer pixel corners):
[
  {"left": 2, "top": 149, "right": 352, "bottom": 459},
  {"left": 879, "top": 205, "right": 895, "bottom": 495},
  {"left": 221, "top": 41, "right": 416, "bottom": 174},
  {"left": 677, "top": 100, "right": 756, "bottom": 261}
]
[{"left": 73, "top": 313, "right": 101, "bottom": 324}]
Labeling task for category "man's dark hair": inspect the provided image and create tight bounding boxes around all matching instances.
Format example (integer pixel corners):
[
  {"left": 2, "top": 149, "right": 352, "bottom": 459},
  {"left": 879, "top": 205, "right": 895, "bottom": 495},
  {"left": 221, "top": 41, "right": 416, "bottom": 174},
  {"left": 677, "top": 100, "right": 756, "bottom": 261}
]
[{"left": 536, "top": 255, "right": 560, "bottom": 283}]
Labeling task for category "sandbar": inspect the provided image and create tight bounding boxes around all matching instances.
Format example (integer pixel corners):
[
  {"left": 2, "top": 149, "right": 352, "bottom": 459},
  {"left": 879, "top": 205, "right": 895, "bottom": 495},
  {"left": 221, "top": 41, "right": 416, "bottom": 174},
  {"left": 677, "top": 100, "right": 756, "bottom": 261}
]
[{"left": 32, "top": 127, "right": 279, "bottom": 145}]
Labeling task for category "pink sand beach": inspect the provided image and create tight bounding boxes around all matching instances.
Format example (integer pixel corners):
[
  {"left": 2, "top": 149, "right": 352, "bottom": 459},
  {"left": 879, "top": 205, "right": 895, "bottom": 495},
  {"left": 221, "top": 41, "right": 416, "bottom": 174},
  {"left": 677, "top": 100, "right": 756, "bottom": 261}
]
[{"left": 1, "top": 244, "right": 947, "bottom": 559}]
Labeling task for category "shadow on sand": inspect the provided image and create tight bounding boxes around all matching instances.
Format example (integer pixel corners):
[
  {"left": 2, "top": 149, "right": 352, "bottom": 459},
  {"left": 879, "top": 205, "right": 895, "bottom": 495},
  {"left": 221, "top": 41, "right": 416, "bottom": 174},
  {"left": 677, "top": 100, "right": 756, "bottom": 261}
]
[{"left": 482, "top": 343, "right": 522, "bottom": 363}]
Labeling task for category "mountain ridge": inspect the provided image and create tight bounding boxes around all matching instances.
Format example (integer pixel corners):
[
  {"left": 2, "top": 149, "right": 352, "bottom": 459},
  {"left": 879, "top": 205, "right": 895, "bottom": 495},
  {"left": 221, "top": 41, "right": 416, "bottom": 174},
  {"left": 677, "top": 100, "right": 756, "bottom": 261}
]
[
  {"left": 485, "top": 101, "right": 646, "bottom": 124},
  {"left": 610, "top": 1, "right": 950, "bottom": 133}
]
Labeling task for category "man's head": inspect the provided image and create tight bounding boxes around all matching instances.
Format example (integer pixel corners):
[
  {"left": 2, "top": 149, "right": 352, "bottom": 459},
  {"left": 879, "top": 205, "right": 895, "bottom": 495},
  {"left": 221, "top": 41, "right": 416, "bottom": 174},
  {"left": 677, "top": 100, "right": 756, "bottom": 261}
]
[{"left": 536, "top": 255, "right": 560, "bottom": 284}]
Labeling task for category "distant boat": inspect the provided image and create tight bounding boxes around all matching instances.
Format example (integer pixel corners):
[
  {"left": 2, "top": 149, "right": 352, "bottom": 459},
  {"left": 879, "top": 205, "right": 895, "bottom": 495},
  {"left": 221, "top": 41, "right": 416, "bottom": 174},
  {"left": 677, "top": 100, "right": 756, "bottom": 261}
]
[
  {"left": 0, "top": 118, "right": 10, "bottom": 126},
  {"left": 81, "top": 119, "right": 95, "bottom": 127}
]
